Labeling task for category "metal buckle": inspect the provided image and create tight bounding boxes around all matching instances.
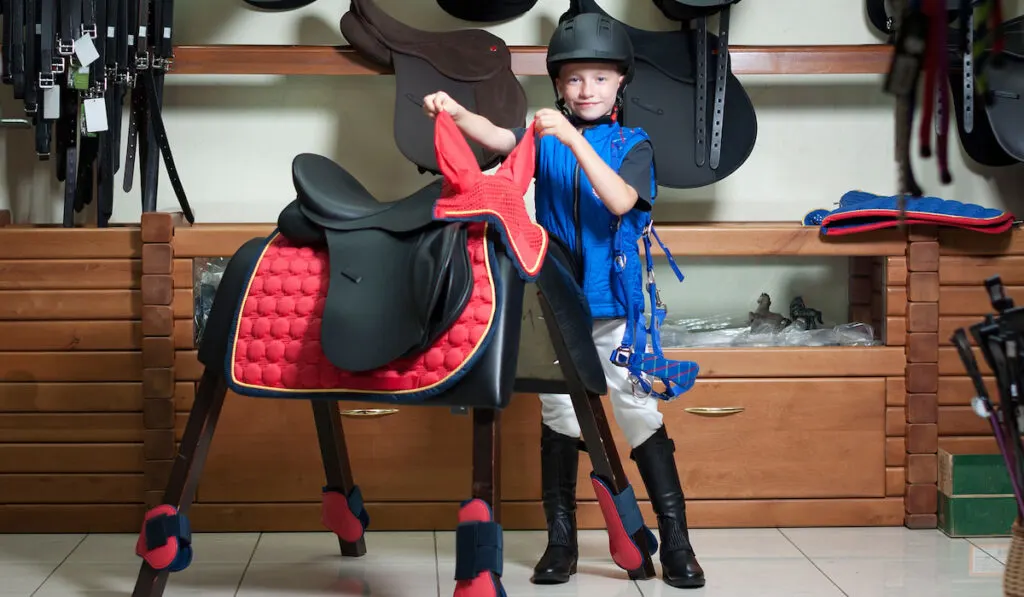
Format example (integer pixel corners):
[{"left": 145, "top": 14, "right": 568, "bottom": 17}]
[
  {"left": 52, "top": 57, "right": 66, "bottom": 75},
  {"left": 81, "top": 24, "right": 97, "bottom": 38},
  {"left": 611, "top": 346, "right": 632, "bottom": 367},
  {"left": 136, "top": 53, "right": 150, "bottom": 69},
  {"left": 642, "top": 221, "right": 653, "bottom": 237},
  {"left": 38, "top": 72, "right": 55, "bottom": 89},
  {"left": 57, "top": 39, "right": 74, "bottom": 56},
  {"left": 614, "top": 254, "right": 627, "bottom": 270},
  {"left": 628, "top": 373, "right": 652, "bottom": 402}
]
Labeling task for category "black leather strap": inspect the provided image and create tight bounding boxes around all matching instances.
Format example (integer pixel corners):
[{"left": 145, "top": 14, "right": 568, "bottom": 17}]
[
  {"left": 710, "top": 5, "right": 730, "bottom": 170},
  {"left": 694, "top": 16, "right": 707, "bottom": 168},
  {"left": 9, "top": 0, "right": 26, "bottom": 98}
]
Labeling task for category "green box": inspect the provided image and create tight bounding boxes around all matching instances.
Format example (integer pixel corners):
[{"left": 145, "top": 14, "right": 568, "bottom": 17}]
[
  {"left": 937, "top": 448, "right": 1017, "bottom": 537},
  {"left": 939, "top": 448, "right": 1015, "bottom": 496},
  {"left": 937, "top": 491, "right": 1016, "bottom": 537}
]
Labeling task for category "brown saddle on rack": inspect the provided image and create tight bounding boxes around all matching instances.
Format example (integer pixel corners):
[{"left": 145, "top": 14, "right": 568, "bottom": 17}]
[{"left": 340, "top": 0, "right": 528, "bottom": 174}]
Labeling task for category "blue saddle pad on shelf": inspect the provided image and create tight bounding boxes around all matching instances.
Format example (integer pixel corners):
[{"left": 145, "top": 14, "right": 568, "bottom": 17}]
[{"left": 808, "top": 191, "right": 1015, "bottom": 236}]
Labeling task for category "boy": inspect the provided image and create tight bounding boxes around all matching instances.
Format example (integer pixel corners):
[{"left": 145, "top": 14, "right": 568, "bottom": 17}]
[{"left": 421, "top": 13, "right": 704, "bottom": 590}]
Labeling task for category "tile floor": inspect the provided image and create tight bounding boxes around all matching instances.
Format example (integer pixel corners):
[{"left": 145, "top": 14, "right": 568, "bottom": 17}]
[{"left": 0, "top": 527, "right": 1009, "bottom": 596}]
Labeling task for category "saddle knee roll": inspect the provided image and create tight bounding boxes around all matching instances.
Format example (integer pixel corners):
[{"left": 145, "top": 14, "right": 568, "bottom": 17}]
[{"left": 590, "top": 473, "right": 659, "bottom": 572}]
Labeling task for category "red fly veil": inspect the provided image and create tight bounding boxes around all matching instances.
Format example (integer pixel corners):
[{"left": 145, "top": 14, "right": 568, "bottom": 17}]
[{"left": 431, "top": 111, "right": 548, "bottom": 281}]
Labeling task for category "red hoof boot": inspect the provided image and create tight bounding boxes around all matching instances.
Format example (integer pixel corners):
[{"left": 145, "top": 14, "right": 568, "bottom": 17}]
[
  {"left": 590, "top": 473, "right": 658, "bottom": 575},
  {"left": 321, "top": 485, "right": 370, "bottom": 543},
  {"left": 453, "top": 499, "right": 506, "bottom": 597},
  {"left": 135, "top": 505, "right": 193, "bottom": 572}
]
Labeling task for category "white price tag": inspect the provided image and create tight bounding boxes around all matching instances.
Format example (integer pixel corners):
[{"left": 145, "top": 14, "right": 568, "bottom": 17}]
[
  {"left": 43, "top": 86, "right": 61, "bottom": 120},
  {"left": 74, "top": 34, "right": 100, "bottom": 67},
  {"left": 83, "top": 98, "right": 108, "bottom": 133}
]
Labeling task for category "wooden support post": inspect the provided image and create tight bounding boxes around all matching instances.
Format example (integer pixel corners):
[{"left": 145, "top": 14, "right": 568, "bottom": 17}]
[
  {"left": 140, "top": 213, "right": 187, "bottom": 510},
  {"left": 850, "top": 257, "right": 874, "bottom": 338},
  {"left": 904, "top": 227, "right": 940, "bottom": 529}
]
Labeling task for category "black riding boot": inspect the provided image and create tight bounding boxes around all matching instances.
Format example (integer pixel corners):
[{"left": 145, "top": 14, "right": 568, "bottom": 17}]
[
  {"left": 530, "top": 423, "right": 579, "bottom": 584},
  {"left": 631, "top": 426, "right": 705, "bottom": 588}
]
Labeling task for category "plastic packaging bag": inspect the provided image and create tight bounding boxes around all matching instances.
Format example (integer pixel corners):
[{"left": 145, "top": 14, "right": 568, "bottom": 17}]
[
  {"left": 192, "top": 258, "right": 229, "bottom": 347},
  {"left": 658, "top": 293, "right": 880, "bottom": 348}
]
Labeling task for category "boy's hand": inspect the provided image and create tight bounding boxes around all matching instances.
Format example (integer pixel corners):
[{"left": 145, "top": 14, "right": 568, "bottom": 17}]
[
  {"left": 423, "top": 91, "right": 464, "bottom": 120},
  {"left": 533, "top": 108, "right": 581, "bottom": 149}
]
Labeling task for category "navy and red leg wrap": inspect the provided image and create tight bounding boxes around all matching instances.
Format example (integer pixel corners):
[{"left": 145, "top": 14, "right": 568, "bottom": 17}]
[
  {"left": 590, "top": 473, "right": 659, "bottom": 572},
  {"left": 135, "top": 504, "right": 193, "bottom": 572},
  {"left": 321, "top": 485, "right": 370, "bottom": 542},
  {"left": 453, "top": 499, "right": 506, "bottom": 597}
]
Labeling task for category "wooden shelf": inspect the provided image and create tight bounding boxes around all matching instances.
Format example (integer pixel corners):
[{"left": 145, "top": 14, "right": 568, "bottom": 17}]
[
  {"left": 168, "top": 44, "right": 894, "bottom": 77},
  {"left": 170, "top": 222, "right": 909, "bottom": 258},
  {"left": 648, "top": 222, "right": 908, "bottom": 257}
]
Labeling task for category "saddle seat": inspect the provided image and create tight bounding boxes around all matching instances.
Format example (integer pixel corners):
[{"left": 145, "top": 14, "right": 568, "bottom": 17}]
[
  {"left": 277, "top": 154, "right": 474, "bottom": 374},
  {"left": 290, "top": 153, "right": 443, "bottom": 232},
  {"left": 345, "top": 0, "right": 510, "bottom": 81}
]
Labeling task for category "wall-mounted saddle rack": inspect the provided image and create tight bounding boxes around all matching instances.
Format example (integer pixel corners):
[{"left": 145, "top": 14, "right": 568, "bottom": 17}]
[{"left": 168, "top": 44, "right": 895, "bottom": 76}]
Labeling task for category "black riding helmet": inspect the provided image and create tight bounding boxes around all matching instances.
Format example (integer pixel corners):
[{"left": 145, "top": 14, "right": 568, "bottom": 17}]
[
  {"left": 546, "top": 13, "right": 634, "bottom": 83},
  {"left": 546, "top": 13, "right": 634, "bottom": 122}
]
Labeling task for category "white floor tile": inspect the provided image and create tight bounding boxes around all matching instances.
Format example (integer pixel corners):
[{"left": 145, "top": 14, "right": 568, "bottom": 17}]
[
  {"left": 238, "top": 561, "right": 439, "bottom": 596},
  {"left": 970, "top": 537, "right": 1011, "bottom": 564},
  {"left": 0, "top": 533, "right": 84, "bottom": 563},
  {"left": 781, "top": 527, "right": 981, "bottom": 560},
  {"left": 812, "top": 553, "right": 1005, "bottom": 597},
  {"left": 0, "top": 526, "right": 1018, "bottom": 596},
  {"left": 33, "top": 562, "right": 247, "bottom": 597},
  {"left": 0, "top": 562, "right": 62, "bottom": 596},
  {"left": 250, "top": 531, "right": 435, "bottom": 564},
  {"left": 65, "top": 532, "right": 260, "bottom": 565},
  {"left": 636, "top": 557, "right": 845, "bottom": 597},
  {"left": 684, "top": 528, "right": 804, "bottom": 559}
]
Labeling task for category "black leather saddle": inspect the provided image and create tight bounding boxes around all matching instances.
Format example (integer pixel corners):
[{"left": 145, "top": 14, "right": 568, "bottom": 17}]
[
  {"left": 277, "top": 153, "right": 474, "bottom": 373},
  {"left": 561, "top": 0, "right": 757, "bottom": 189}
]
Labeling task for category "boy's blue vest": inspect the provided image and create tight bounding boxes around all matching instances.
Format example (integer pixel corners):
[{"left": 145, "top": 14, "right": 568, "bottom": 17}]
[
  {"left": 533, "top": 121, "right": 698, "bottom": 401},
  {"left": 534, "top": 123, "right": 655, "bottom": 320}
]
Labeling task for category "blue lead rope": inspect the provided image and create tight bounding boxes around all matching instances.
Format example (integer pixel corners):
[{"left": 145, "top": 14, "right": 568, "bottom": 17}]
[{"left": 610, "top": 222, "right": 698, "bottom": 401}]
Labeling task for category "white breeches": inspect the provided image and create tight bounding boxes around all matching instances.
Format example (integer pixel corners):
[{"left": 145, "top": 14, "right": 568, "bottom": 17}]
[{"left": 539, "top": 318, "right": 664, "bottom": 449}]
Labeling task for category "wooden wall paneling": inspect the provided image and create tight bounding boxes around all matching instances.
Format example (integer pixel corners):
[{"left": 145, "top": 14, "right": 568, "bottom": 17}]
[
  {"left": 934, "top": 229, "right": 1024, "bottom": 515},
  {"left": 0, "top": 213, "right": 148, "bottom": 532},
  {"left": 903, "top": 230, "right": 939, "bottom": 529},
  {"left": 140, "top": 213, "right": 184, "bottom": 510}
]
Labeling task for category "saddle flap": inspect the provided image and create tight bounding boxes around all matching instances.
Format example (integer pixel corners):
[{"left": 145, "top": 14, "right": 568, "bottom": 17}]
[
  {"left": 319, "top": 226, "right": 463, "bottom": 372},
  {"left": 348, "top": 0, "right": 510, "bottom": 81}
]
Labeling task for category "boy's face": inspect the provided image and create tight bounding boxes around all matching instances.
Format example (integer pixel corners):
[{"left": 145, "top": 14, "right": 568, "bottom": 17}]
[{"left": 555, "top": 62, "right": 624, "bottom": 122}]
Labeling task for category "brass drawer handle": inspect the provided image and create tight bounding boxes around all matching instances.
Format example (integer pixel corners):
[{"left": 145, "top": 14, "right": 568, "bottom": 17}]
[
  {"left": 339, "top": 408, "right": 399, "bottom": 418},
  {"left": 684, "top": 407, "right": 745, "bottom": 417}
]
